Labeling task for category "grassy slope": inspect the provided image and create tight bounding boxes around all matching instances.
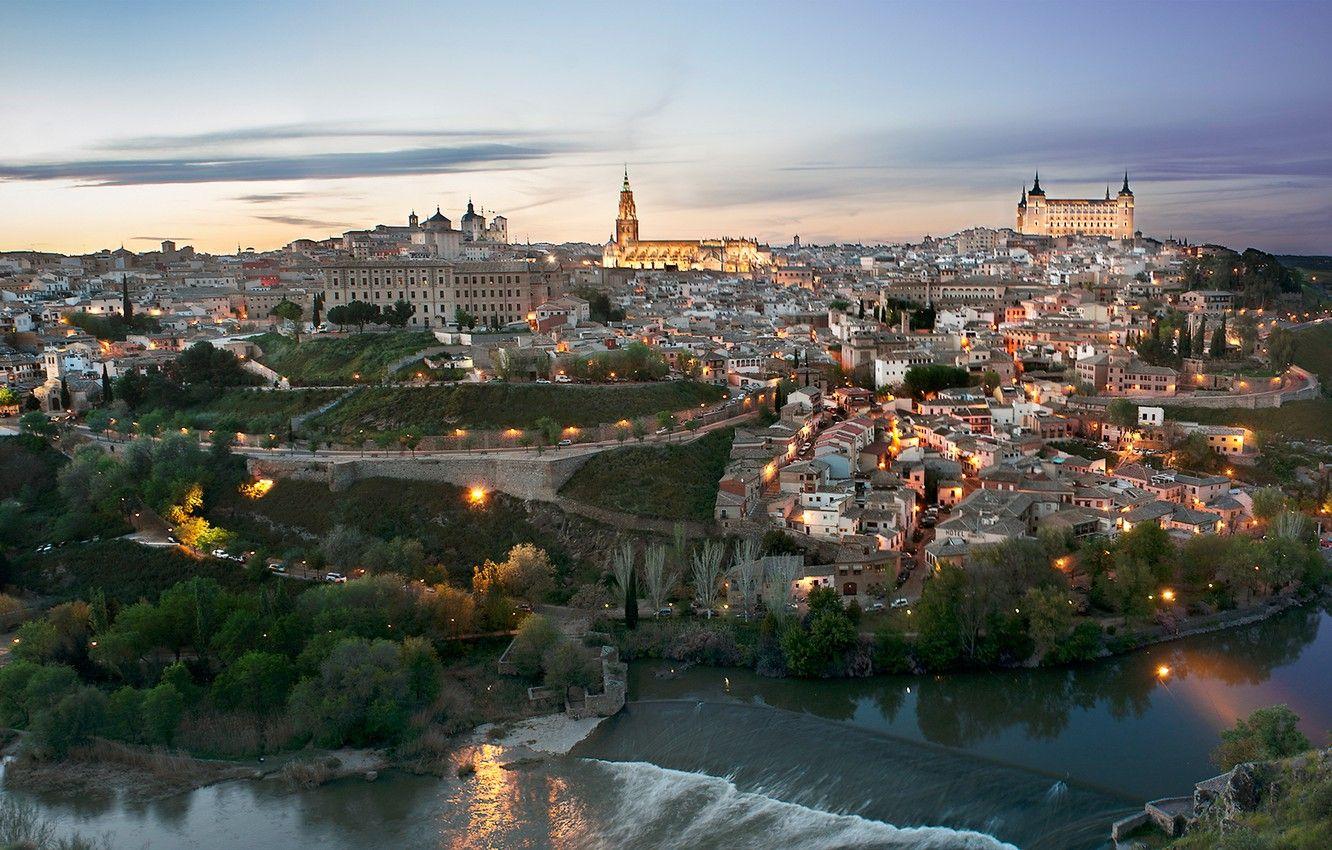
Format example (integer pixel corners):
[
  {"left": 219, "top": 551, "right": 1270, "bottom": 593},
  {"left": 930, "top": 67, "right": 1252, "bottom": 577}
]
[
  {"left": 253, "top": 331, "right": 437, "bottom": 385},
  {"left": 1165, "top": 324, "right": 1332, "bottom": 442},
  {"left": 305, "top": 380, "right": 725, "bottom": 435},
  {"left": 1165, "top": 399, "right": 1332, "bottom": 442},
  {"left": 176, "top": 388, "right": 344, "bottom": 433},
  {"left": 0, "top": 435, "right": 69, "bottom": 547},
  {"left": 558, "top": 428, "right": 735, "bottom": 522},
  {"left": 1166, "top": 754, "right": 1332, "bottom": 849},
  {"left": 210, "top": 477, "right": 576, "bottom": 586},
  {"left": 16, "top": 540, "right": 249, "bottom": 604}
]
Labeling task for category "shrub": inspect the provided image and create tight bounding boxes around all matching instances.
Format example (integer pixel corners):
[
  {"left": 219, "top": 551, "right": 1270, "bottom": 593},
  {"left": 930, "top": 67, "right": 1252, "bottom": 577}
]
[
  {"left": 506, "top": 615, "right": 561, "bottom": 678},
  {"left": 1213, "top": 705, "right": 1312, "bottom": 771}
]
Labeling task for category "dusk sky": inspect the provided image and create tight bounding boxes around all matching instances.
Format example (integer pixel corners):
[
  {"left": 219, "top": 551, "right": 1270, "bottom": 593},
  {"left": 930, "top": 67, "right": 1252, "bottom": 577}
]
[{"left": 2, "top": 0, "right": 1330, "bottom": 255}]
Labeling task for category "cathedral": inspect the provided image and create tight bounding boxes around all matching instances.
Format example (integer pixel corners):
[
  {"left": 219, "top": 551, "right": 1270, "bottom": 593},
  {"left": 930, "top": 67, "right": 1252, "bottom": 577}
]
[
  {"left": 1016, "top": 172, "right": 1135, "bottom": 239},
  {"left": 602, "top": 169, "right": 771, "bottom": 273}
]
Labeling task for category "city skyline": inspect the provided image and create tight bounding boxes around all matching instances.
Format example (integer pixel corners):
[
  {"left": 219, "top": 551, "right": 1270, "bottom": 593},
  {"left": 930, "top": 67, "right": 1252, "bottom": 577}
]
[{"left": 2, "top": 0, "right": 1330, "bottom": 255}]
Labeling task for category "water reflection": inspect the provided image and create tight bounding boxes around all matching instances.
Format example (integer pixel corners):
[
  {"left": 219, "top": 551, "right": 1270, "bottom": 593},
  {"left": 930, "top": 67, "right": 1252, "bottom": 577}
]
[{"left": 623, "top": 601, "right": 1330, "bottom": 799}]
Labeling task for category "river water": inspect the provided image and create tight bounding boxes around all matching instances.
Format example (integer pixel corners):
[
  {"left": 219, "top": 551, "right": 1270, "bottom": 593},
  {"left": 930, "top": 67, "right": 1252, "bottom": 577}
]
[{"left": 3, "top": 602, "right": 1329, "bottom": 849}]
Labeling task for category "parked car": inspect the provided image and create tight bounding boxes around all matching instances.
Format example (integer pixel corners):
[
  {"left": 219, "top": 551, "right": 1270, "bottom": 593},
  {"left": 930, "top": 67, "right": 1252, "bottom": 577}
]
[
  {"left": 515, "top": 601, "right": 534, "bottom": 613},
  {"left": 211, "top": 548, "right": 229, "bottom": 559},
  {"left": 655, "top": 427, "right": 669, "bottom": 435},
  {"left": 868, "top": 601, "right": 886, "bottom": 612},
  {"left": 656, "top": 607, "right": 673, "bottom": 618},
  {"left": 324, "top": 572, "right": 347, "bottom": 584},
  {"left": 558, "top": 438, "right": 573, "bottom": 446},
  {"left": 554, "top": 374, "right": 573, "bottom": 383},
  {"left": 36, "top": 543, "right": 53, "bottom": 553},
  {"left": 535, "top": 378, "right": 551, "bottom": 384},
  {"left": 268, "top": 562, "right": 287, "bottom": 573},
  {"left": 891, "top": 598, "right": 910, "bottom": 609}
]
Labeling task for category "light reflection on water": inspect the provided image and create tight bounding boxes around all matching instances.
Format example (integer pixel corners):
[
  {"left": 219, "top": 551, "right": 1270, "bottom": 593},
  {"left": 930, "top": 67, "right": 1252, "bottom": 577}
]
[{"left": 0, "top": 602, "right": 1325, "bottom": 850}]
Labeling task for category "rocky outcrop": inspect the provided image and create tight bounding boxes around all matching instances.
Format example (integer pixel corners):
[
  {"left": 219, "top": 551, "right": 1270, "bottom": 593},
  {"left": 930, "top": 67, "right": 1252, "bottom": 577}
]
[{"left": 1193, "top": 761, "right": 1267, "bottom": 827}]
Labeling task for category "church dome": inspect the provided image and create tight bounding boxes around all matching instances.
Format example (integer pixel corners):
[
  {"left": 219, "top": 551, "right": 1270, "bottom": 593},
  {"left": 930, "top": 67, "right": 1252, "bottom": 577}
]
[{"left": 424, "top": 207, "right": 451, "bottom": 230}]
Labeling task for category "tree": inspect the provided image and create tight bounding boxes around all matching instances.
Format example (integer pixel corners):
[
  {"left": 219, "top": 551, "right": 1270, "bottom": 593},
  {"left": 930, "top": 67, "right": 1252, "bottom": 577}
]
[
  {"left": 270, "top": 300, "right": 304, "bottom": 342},
  {"left": 31, "top": 685, "right": 108, "bottom": 757},
  {"left": 1267, "top": 326, "right": 1296, "bottom": 371},
  {"left": 914, "top": 565, "right": 966, "bottom": 670},
  {"left": 532, "top": 416, "right": 561, "bottom": 447},
  {"left": 1106, "top": 398, "right": 1138, "bottom": 431},
  {"left": 1211, "top": 705, "right": 1311, "bottom": 771},
  {"left": 609, "top": 541, "right": 638, "bottom": 629},
  {"left": 454, "top": 307, "right": 477, "bottom": 329},
  {"left": 508, "top": 615, "right": 562, "bottom": 679},
  {"left": 141, "top": 681, "right": 184, "bottom": 745},
  {"left": 1192, "top": 317, "right": 1207, "bottom": 358},
  {"left": 902, "top": 364, "right": 970, "bottom": 400},
  {"left": 654, "top": 410, "right": 673, "bottom": 433},
  {"left": 640, "top": 543, "right": 676, "bottom": 614},
  {"left": 20, "top": 411, "right": 53, "bottom": 437},
  {"left": 1171, "top": 431, "right": 1222, "bottom": 472},
  {"left": 1023, "top": 586, "right": 1073, "bottom": 657},
  {"left": 472, "top": 543, "right": 554, "bottom": 602},
  {"left": 1251, "top": 487, "right": 1287, "bottom": 522},
  {"left": 732, "top": 537, "right": 762, "bottom": 617},
  {"left": 84, "top": 407, "right": 110, "bottom": 434},
  {"left": 101, "top": 363, "right": 113, "bottom": 402},
  {"left": 690, "top": 539, "right": 725, "bottom": 617},
  {"left": 980, "top": 370, "right": 1001, "bottom": 393},
  {"left": 1209, "top": 315, "right": 1227, "bottom": 358},
  {"left": 383, "top": 299, "right": 414, "bottom": 327},
  {"left": 1177, "top": 326, "right": 1192, "bottom": 359},
  {"left": 542, "top": 642, "right": 598, "bottom": 693}
]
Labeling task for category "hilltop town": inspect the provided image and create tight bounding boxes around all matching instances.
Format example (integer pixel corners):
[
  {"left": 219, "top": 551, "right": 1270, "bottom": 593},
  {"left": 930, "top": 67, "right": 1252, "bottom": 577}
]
[{"left": 2, "top": 171, "right": 1330, "bottom": 802}]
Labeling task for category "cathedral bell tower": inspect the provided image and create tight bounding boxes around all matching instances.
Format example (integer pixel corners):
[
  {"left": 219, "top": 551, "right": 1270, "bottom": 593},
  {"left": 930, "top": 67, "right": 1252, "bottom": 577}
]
[{"left": 616, "top": 166, "right": 639, "bottom": 246}]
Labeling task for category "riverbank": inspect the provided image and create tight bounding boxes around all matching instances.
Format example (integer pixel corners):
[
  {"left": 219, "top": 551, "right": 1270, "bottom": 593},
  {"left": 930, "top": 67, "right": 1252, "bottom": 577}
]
[
  {"left": 607, "top": 588, "right": 1322, "bottom": 681},
  {"left": 0, "top": 710, "right": 606, "bottom": 805}
]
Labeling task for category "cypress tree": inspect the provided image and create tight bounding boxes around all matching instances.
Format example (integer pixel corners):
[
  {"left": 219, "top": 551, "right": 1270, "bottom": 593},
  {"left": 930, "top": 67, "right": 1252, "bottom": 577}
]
[
  {"left": 1192, "top": 317, "right": 1207, "bottom": 356},
  {"left": 1210, "top": 316, "right": 1227, "bottom": 358},
  {"left": 624, "top": 569, "right": 639, "bottom": 631},
  {"left": 101, "top": 363, "right": 113, "bottom": 402},
  {"left": 121, "top": 279, "right": 133, "bottom": 320},
  {"left": 60, "top": 378, "right": 71, "bottom": 410},
  {"left": 1178, "top": 326, "right": 1192, "bottom": 359}
]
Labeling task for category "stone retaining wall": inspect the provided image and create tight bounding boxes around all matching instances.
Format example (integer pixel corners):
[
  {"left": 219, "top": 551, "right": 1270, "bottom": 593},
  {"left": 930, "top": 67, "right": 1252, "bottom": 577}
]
[
  {"left": 246, "top": 450, "right": 596, "bottom": 502},
  {"left": 1150, "top": 366, "right": 1320, "bottom": 409}
]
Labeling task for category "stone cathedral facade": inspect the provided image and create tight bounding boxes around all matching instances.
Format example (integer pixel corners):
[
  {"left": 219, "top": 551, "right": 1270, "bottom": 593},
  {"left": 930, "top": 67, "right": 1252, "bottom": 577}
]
[{"left": 602, "top": 169, "right": 771, "bottom": 273}]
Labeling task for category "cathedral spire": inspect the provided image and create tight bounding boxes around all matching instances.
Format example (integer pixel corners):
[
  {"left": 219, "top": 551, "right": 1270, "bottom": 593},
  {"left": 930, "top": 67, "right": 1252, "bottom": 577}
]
[
  {"left": 622, "top": 164, "right": 631, "bottom": 192},
  {"left": 1105, "top": 185, "right": 1111, "bottom": 201},
  {"left": 1121, "top": 171, "right": 1131, "bottom": 194},
  {"left": 1032, "top": 171, "right": 1041, "bottom": 193}
]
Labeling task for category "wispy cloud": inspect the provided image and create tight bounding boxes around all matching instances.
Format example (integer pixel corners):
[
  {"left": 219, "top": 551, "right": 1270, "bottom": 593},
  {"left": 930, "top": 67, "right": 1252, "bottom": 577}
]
[
  {"left": 233, "top": 191, "right": 319, "bottom": 204},
  {"left": 252, "top": 214, "right": 347, "bottom": 229},
  {"left": 130, "top": 235, "right": 193, "bottom": 242},
  {"left": 0, "top": 142, "right": 583, "bottom": 187},
  {"left": 100, "top": 123, "right": 553, "bottom": 152}
]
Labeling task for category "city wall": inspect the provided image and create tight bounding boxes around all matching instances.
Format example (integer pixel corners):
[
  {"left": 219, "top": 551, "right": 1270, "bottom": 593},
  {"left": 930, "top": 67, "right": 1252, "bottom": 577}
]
[
  {"left": 246, "top": 450, "right": 596, "bottom": 502},
  {"left": 1147, "top": 366, "right": 1321, "bottom": 410}
]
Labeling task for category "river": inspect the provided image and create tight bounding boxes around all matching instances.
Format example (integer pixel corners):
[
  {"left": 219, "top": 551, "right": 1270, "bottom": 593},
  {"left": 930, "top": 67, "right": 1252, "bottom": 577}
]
[{"left": 3, "top": 601, "right": 1328, "bottom": 849}]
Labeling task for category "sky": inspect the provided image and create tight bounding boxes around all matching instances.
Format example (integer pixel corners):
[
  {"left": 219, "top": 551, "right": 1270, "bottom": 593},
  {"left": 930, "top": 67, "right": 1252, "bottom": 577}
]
[{"left": 1, "top": 0, "right": 1330, "bottom": 255}]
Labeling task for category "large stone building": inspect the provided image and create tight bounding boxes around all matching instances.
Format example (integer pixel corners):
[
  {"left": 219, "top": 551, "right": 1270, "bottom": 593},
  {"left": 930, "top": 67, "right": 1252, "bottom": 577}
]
[
  {"left": 321, "top": 259, "right": 562, "bottom": 328},
  {"left": 1016, "top": 173, "right": 1135, "bottom": 239},
  {"left": 602, "top": 169, "right": 771, "bottom": 273}
]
